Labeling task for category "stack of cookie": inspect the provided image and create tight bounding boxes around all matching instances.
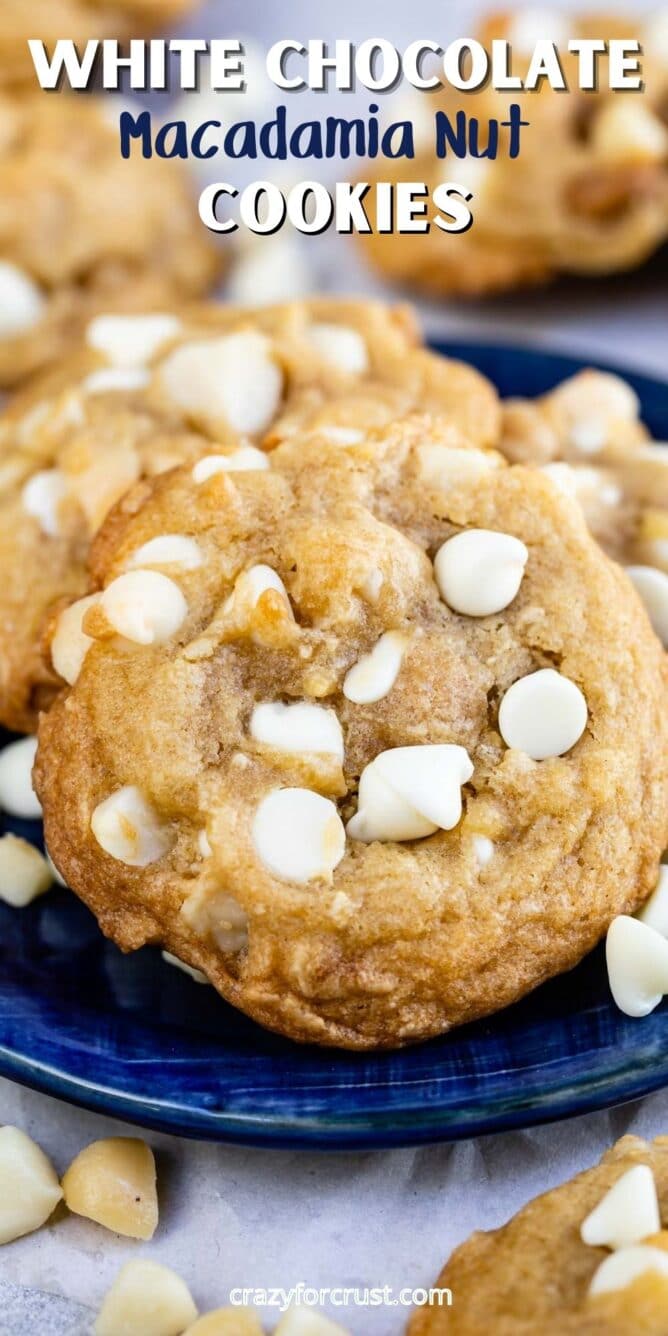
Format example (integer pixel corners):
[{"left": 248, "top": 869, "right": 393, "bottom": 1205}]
[
  {"left": 362, "top": 8, "right": 668, "bottom": 296},
  {"left": 0, "top": 296, "right": 665, "bottom": 1049}
]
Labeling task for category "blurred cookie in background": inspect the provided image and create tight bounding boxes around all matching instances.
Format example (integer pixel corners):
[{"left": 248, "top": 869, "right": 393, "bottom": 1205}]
[
  {"left": 361, "top": 9, "right": 668, "bottom": 297},
  {"left": 0, "top": 92, "right": 220, "bottom": 389},
  {"left": 409, "top": 1134, "right": 668, "bottom": 1334},
  {"left": 0, "top": 0, "right": 200, "bottom": 87}
]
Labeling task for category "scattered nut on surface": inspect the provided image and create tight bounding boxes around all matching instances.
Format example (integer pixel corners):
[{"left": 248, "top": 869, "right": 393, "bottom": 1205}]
[
  {"left": 0, "top": 735, "right": 42, "bottom": 818},
  {"left": 94, "top": 1259, "right": 198, "bottom": 1336},
  {"left": 0, "top": 1126, "right": 62, "bottom": 1244},
  {"left": 184, "top": 1309, "right": 263, "bottom": 1335},
  {"left": 581, "top": 1163, "right": 660, "bottom": 1250},
  {"left": 62, "top": 1137, "right": 158, "bottom": 1240},
  {"left": 0, "top": 835, "right": 52, "bottom": 907}
]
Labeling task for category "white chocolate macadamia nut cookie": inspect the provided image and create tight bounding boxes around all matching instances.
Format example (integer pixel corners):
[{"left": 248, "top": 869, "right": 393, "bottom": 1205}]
[
  {"left": 409, "top": 1135, "right": 668, "bottom": 1336},
  {"left": 0, "top": 1, "right": 200, "bottom": 87},
  {"left": 0, "top": 93, "right": 218, "bottom": 390},
  {"left": 0, "top": 298, "right": 499, "bottom": 732},
  {"left": 35, "top": 415, "right": 668, "bottom": 1049}
]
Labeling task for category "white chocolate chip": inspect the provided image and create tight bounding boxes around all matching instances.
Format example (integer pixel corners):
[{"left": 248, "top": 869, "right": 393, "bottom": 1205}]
[
  {"left": 91, "top": 786, "right": 173, "bottom": 867},
  {"left": 250, "top": 702, "right": 344, "bottom": 758},
  {"left": 100, "top": 571, "right": 188, "bottom": 645},
  {"left": 540, "top": 462, "right": 580, "bottom": 497},
  {"left": 593, "top": 100, "right": 668, "bottom": 165},
  {"left": 125, "top": 535, "right": 203, "bottom": 572},
  {"left": 22, "top": 469, "right": 67, "bottom": 538},
  {"left": 498, "top": 668, "right": 587, "bottom": 760},
  {"left": 507, "top": 7, "right": 569, "bottom": 55},
  {"left": 159, "top": 332, "right": 283, "bottom": 437},
  {"left": 0, "top": 835, "right": 53, "bottom": 907},
  {"left": 94, "top": 1260, "right": 198, "bottom": 1336},
  {"left": 637, "top": 866, "right": 668, "bottom": 936},
  {"left": 434, "top": 529, "right": 528, "bottom": 618},
  {"left": 307, "top": 323, "right": 369, "bottom": 375},
  {"left": 581, "top": 1163, "right": 660, "bottom": 1251},
  {"left": 0, "top": 262, "right": 45, "bottom": 339},
  {"left": 192, "top": 447, "right": 269, "bottom": 482},
  {"left": 87, "top": 314, "right": 181, "bottom": 368},
  {"left": 274, "top": 1309, "right": 351, "bottom": 1336},
  {"left": 473, "top": 835, "right": 495, "bottom": 866},
  {"left": 418, "top": 445, "right": 499, "bottom": 489},
  {"left": 606, "top": 914, "right": 668, "bottom": 1017},
  {"left": 627, "top": 566, "right": 668, "bottom": 647},
  {"left": 161, "top": 951, "right": 209, "bottom": 985},
  {"left": 62, "top": 1137, "right": 158, "bottom": 1241},
  {"left": 588, "top": 1244, "right": 668, "bottom": 1297},
  {"left": 0, "top": 736, "right": 41, "bottom": 818},
  {"left": 347, "top": 744, "right": 473, "bottom": 843},
  {"left": 343, "top": 631, "right": 408, "bottom": 705},
  {"left": 0, "top": 1127, "right": 62, "bottom": 1244},
  {"left": 253, "top": 788, "right": 345, "bottom": 883},
  {"left": 645, "top": 9, "right": 668, "bottom": 65},
  {"left": 51, "top": 594, "right": 100, "bottom": 685},
  {"left": 83, "top": 366, "right": 150, "bottom": 395}
]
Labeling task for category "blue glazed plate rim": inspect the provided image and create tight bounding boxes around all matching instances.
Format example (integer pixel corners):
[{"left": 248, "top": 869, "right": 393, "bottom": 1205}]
[{"left": 0, "top": 336, "right": 666, "bottom": 1150}]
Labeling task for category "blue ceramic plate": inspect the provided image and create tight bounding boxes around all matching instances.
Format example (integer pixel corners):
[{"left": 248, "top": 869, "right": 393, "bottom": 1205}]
[{"left": 1, "top": 341, "right": 667, "bottom": 1150}]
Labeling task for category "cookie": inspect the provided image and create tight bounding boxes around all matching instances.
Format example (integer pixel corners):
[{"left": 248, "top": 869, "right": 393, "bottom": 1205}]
[
  {"left": 0, "top": 298, "right": 499, "bottom": 732},
  {"left": 409, "top": 1134, "right": 668, "bottom": 1335},
  {"left": 498, "top": 368, "right": 668, "bottom": 642},
  {"left": 362, "top": 11, "right": 668, "bottom": 296},
  {"left": 0, "top": 92, "right": 219, "bottom": 390},
  {"left": 0, "top": 0, "right": 199, "bottom": 86},
  {"left": 34, "top": 414, "right": 668, "bottom": 1049}
]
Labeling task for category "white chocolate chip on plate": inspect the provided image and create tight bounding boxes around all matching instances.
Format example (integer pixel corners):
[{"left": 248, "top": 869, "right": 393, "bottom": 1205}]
[
  {"left": 0, "top": 835, "right": 53, "bottom": 907},
  {"left": 250, "top": 701, "right": 344, "bottom": 758},
  {"left": 21, "top": 469, "right": 67, "bottom": 538},
  {"left": 347, "top": 744, "right": 473, "bottom": 843},
  {"left": 0, "top": 735, "right": 41, "bottom": 818},
  {"left": 0, "top": 261, "right": 45, "bottom": 339},
  {"left": 627, "top": 566, "right": 668, "bottom": 647},
  {"left": 51, "top": 594, "right": 100, "bottom": 686},
  {"left": 100, "top": 571, "right": 188, "bottom": 645},
  {"left": 253, "top": 788, "right": 345, "bottom": 883},
  {"left": 606, "top": 914, "right": 668, "bottom": 1017},
  {"left": 83, "top": 366, "right": 151, "bottom": 395},
  {"left": 588, "top": 1244, "right": 668, "bottom": 1297},
  {"left": 87, "top": 313, "right": 181, "bottom": 368},
  {"left": 637, "top": 865, "right": 668, "bottom": 936},
  {"left": 434, "top": 529, "right": 528, "bottom": 617},
  {"left": 62, "top": 1137, "right": 158, "bottom": 1240},
  {"left": 581, "top": 1163, "right": 660, "bottom": 1250},
  {"left": 498, "top": 668, "right": 587, "bottom": 760},
  {"left": 0, "top": 1126, "right": 62, "bottom": 1244},
  {"left": 91, "top": 786, "right": 173, "bottom": 867},
  {"left": 94, "top": 1259, "right": 198, "bottom": 1336},
  {"left": 125, "top": 535, "right": 203, "bottom": 572},
  {"left": 343, "top": 631, "right": 408, "bottom": 705},
  {"left": 192, "top": 447, "right": 269, "bottom": 482},
  {"left": 307, "top": 323, "right": 369, "bottom": 375},
  {"left": 159, "top": 331, "right": 283, "bottom": 437}
]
